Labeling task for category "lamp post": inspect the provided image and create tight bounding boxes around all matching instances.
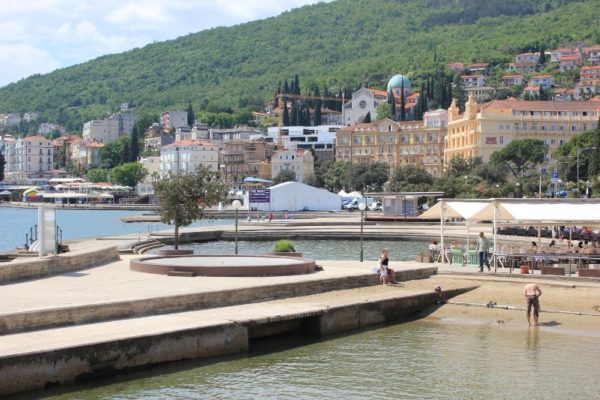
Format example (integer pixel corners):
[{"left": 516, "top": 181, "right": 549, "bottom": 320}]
[
  {"left": 359, "top": 202, "right": 366, "bottom": 262},
  {"left": 515, "top": 182, "right": 520, "bottom": 198},
  {"left": 232, "top": 200, "right": 241, "bottom": 255},
  {"left": 577, "top": 146, "right": 597, "bottom": 197}
]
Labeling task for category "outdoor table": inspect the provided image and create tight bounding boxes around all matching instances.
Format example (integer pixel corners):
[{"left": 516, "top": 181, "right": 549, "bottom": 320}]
[{"left": 493, "top": 252, "right": 600, "bottom": 275}]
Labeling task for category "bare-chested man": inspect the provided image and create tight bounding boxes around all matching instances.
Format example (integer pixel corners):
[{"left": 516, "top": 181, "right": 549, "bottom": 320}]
[{"left": 524, "top": 283, "right": 542, "bottom": 326}]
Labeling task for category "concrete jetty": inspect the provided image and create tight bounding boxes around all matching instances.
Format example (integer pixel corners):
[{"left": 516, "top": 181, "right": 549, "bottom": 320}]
[{"left": 0, "top": 250, "right": 476, "bottom": 396}]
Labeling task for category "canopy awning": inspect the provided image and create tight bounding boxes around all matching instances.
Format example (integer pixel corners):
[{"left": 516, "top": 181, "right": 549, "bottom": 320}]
[
  {"left": 419, "top": 200, "right": 489, "bottom": 221},
  {"left": 470, "top": 200, "right": 600, "bottom": 225}
]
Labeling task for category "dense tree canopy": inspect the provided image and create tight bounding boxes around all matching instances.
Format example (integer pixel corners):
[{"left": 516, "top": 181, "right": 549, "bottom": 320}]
[
  {"left": 273, "top": 169, "right": 297, "bottom": 184},
  {"left": 489, "top": 139, "right": 547, "bottom": 178},
  {"left": 0, "top": 0, "right": 597, "bottom": 129},
  {"left": 110, "top": 162, "right": 148, "bottom": 187}
]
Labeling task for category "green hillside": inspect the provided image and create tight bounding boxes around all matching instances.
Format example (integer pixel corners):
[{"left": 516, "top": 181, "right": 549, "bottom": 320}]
[{"left": 1, "top": 0, "right": 599, "bottom": 130}]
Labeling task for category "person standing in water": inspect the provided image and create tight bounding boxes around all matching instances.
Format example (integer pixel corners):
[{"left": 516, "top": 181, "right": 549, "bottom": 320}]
[{"left": 524, "top": 283, "right": 542, "bottom": 326}]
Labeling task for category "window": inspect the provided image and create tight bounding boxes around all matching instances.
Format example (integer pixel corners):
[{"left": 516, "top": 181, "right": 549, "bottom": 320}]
[{"left": 499, "top": 136, "right": 504, "bottom": 144}]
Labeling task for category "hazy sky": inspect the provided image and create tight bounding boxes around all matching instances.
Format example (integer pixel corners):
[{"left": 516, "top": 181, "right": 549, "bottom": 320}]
[{"left": 0, "top": 0, "right": 322, "bottom": 88}]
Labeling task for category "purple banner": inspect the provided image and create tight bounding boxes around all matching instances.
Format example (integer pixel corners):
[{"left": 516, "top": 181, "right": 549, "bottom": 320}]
[{"left": 249, "top": 188, "right": 270, "bottom": 203}]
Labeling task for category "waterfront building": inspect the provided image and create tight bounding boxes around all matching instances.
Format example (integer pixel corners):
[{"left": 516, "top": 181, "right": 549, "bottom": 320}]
[
  {"left": 267, "top": 125, "right": 342, "bottom": 161},
  {"left": 445, "top": 94, "right": 600, "bottom": 165},
  {"left": 335, "top": 110, "right": 447, "bottom": 177},
  {"left": 271, "top": 148, "right": 314, "bottom": 183},
  {"left": 4, "top": 135, "right": 54, "bottom": 180},
  {"left": 159, "top": 140, "right": 219, "bottom": 176},
  {"left": 83, "top": 113, "right": 135, "bottom": 143}
]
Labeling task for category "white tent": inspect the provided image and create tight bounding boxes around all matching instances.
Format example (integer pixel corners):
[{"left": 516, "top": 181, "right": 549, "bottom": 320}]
[
  {"left": 420, "top": 200, "right": 490, "bottom": 263},
  {"left": 267, "top": 182, "right": 341, "bottom": 211},
  {"left": 337, "top": 189, "right": 348, "bottom": 196},
  {"left": 470, "top": 200, "right": 600, "bottom": 225},
  {"left": 348, "top": 191, "right": 363, "bottom": 198}
]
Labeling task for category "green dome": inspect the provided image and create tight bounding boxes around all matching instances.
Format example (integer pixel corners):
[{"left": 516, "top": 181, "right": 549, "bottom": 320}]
[{"left": 386, "top": 74, "right": 411, "bottom": 91}]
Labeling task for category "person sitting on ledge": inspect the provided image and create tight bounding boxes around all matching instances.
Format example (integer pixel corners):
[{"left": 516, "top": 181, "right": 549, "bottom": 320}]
[{"left": 434, "top": 286, "right": 447, "bottom": 304}]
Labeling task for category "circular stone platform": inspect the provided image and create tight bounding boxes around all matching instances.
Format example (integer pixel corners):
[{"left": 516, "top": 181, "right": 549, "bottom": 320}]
[{"left": 130, "top": 255, "right": 316, "bottom": 277}]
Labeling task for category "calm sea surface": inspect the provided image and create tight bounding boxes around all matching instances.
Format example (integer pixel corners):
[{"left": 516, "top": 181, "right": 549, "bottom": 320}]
[
  {"left": 41, "top": 319, "right": 598, "bottom": 400},
  {"left": 0, "top": 208, "right": 232, "bottom": 252}
]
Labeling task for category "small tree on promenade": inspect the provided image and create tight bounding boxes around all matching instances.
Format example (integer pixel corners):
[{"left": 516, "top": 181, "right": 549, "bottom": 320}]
[{"left": 152, "top": 166, "right": 227, "bottom": 249}]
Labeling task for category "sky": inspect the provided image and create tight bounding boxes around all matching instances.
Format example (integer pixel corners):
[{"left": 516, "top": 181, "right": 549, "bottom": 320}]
[{"left": 0, "top": 0, "right": 322, "bottom": 88}]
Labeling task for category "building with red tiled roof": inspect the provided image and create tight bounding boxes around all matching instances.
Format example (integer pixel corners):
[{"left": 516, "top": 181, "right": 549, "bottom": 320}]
[
  {"left": 446, "top": 94, "right": 600, "bottom": 164},
  {"left": 580, "top": 65, "right": 600, "bottom": 87}
]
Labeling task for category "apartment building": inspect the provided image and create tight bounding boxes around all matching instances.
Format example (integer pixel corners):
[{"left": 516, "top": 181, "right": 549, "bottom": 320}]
[
  {"left": 159, "top": 140, "right": 219, "bottom": 176},
  {"left": 271, "top": 148, "right": 314, "bottom": 183},
  {"left": 83, "top": 113, "right": 135, "bottom": 143},
  {"left": 267, "top": 125, "right": 342, "bottom": 161},
  {"left": 220, "top": 139, "right": 274, "bottom": 184},
  {"left": 502, "top": 75, "right": 525, "bottom": 86},
  {"left": 445, "top": 94, "right": 600, "bottom": 165},
  {"left": 161, "top": 111, "right": 188, "bottom": 132},
  {"left": 4, "top": 135, "right": 54, "bottom": 180},
  {"left": 335, "top": 110, "right": 447, "bottom": 177},
  {"left": 580, "top": 65, "right": 600, "bottom": 88}
]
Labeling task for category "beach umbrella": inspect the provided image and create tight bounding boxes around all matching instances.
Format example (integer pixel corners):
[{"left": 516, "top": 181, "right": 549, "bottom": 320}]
[
  {"left": 22, "top": 187, "right": 40, "bottom": 195},
  {"left": 0, "top": 190, "right": 11, "bottom": 197}
]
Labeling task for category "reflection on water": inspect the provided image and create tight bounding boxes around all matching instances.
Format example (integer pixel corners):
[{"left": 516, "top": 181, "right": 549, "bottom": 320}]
[
  {"left": 42, "top": 320, "right": 598, "bottom": 400},
  {"left": 154, "top": 239, "right": 429, "bottom": 261}
]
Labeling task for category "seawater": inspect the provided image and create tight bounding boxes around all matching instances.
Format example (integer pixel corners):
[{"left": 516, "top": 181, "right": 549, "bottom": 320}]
[
  {"left": 0, "top": 207, "right": 232, "bottom": 252},
  {"left": 41, "top": 319, "right": 598, "bottom": 399},
  {"left": 152, "top": 239, "right": 430, "bottom": 262}
]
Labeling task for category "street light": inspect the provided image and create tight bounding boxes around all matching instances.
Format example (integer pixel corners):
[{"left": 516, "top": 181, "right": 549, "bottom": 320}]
[
  {"left": 516, "top": 182, "right": 521, "bottom": 198},
  {"left": 232, "top": 200, "right": 242, "bottom": 255},
  {"left": 359, "top": 202, "right": 367, "bottom": 262},
  {"left": 577, "top": 146, "right": 597, "bottom": 197}
]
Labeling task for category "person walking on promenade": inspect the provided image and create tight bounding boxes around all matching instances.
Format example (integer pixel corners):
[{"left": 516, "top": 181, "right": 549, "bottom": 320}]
[
  {"left": 476, "top": 232, "right": 491, "bottom": 272},
  {"left": 524, "top": 283, "right": 542, "bottom": 326}
]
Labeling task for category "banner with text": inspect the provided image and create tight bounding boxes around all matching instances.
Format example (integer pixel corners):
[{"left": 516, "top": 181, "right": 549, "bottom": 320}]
[{"left": 249, "top": 188, "right": 271, "bottom": 203}]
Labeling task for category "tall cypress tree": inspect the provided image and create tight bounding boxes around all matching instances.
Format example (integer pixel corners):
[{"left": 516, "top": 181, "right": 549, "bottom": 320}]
[
  {"left": 282, "top": 100, "right": 290, "bottom": 126},
  {"left": 400, "top": 81, "right": 406, "bottom": 122},
  {"left": 284, "top": 79, "right": 290, "bottom": 94},
  {"left": 314, "top": 100, "right": 322, "bottom": 126},
  {"left": 186, "top": 102, "right": 195, "bottom": 126},
  {"left": 389, "top": 91, "right": 396, "bottom": 121},
  {"left": 129, "top": 125, "right": 140, "bottom": 162},
  {"left": 294, "top": 74, "right": 300, "bottom": 95},
  {"left": 0, "top": 153, "right": 5, "bottom": 182},
  {"left": 121, "top": 139, "right": 130, "bottom": 165},
  {"left": 290, "top": 101, "right": 298, "bottom": 126}
]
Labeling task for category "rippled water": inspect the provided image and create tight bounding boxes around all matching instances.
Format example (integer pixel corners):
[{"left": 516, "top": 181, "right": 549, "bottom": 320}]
[
  {"left": 41, "top": 320, "right": 599, "bottom": 400},
  {"left": 153, "top": 239, "right": 429, "bottom": 261},
  {"left": 0, "top": 208, "right": 232, "bottom": 252}
]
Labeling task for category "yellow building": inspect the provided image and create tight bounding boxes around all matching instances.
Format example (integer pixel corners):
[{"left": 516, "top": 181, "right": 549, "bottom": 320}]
[
  {"left": 335, "top": 110, "right": 447, "bottom": 177},
  {"left": 445, "top": 94, "right": 600, "bottom": 164}
]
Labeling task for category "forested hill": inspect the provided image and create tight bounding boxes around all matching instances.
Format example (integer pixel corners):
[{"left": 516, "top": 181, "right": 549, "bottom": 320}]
[{"left": 1, "top": 0, "right": 599, "bottom": 129}]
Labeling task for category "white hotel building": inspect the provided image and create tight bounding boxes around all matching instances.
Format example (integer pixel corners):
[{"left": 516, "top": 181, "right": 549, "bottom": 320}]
[
  {"left": 159, "top": 140, "right": 219, "bottom": 176},
  {"left": 4, "top": 135, "right": 54, "bottom": 180}
]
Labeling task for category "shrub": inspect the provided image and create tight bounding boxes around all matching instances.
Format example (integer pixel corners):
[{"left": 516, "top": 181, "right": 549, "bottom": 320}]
[{"left": 274, "top": 239, "right": 296, "bottom": 252}]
